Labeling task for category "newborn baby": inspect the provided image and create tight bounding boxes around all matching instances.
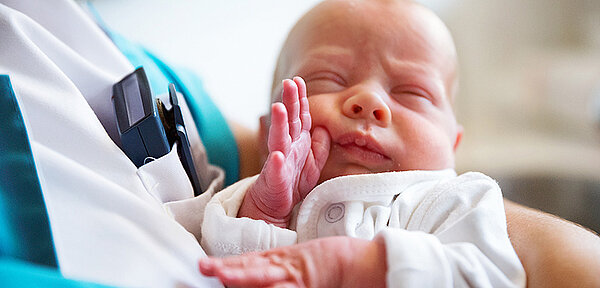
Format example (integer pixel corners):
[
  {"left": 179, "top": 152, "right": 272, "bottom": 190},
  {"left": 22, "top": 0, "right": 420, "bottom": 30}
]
[{"left": 200, "top": 0, "right": 526, "bottom": 287}]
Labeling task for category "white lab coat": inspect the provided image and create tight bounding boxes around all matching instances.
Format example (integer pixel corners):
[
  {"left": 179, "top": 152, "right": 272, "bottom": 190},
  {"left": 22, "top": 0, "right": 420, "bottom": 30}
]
[
  {"left": 0, "top": 0, "right": 221, "bottom": 287},
  {"left": 202, "top": 170, "right": 526, "bottom": 287}
]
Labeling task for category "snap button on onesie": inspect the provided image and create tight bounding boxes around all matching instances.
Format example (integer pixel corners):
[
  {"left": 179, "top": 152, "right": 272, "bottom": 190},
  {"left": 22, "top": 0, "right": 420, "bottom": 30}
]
[{"left": 325, "top": 203, "right": 345, "bottom": 223}]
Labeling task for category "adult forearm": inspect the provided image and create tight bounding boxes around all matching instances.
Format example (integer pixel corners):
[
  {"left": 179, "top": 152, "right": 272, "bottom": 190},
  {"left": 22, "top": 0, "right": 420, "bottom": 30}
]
[{"left": 505, "top": 199, "right": 600, "bottom": 288}]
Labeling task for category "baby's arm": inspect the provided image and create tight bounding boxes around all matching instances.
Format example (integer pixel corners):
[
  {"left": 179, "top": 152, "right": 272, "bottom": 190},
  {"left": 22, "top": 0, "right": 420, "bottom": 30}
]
[
  {"left": 237, "top": 77, "right": 330, "bottom": 227},
  {"left": 199, "top": 236, "right": 386, "bottom": 288}
]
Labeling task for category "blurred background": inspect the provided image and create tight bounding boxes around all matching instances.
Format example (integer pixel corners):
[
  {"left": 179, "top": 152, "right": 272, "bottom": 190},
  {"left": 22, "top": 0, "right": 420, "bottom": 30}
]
[{"left": 89, "top": 0, "right": 600, "bottom": 233}]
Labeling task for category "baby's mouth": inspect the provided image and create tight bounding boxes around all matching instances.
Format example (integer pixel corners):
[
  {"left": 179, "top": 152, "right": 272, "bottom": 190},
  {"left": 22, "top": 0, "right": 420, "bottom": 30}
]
[{"left": 335, "top": 133, "right": 390, "bottom": 164}]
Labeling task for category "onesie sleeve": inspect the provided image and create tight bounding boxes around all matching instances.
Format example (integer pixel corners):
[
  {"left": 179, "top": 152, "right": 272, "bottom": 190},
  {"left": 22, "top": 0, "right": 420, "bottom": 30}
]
[
  {"left": 200, "top": 175, "right": 298, "bottom": 257},
  {"left": 377, "top": 172, "right": 526, "bottom": 288}
]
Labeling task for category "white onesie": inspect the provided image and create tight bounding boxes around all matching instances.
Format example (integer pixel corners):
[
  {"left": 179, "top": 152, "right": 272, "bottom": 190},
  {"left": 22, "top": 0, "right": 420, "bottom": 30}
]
[{"left": 202, "top": 169, "right": 526, "bottom": 287}]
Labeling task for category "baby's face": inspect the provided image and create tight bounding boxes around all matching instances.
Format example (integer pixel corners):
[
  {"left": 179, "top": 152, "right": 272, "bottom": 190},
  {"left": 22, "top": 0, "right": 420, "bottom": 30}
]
[{"left": 272, "top": 0, "right": 462, "bottom": 182}]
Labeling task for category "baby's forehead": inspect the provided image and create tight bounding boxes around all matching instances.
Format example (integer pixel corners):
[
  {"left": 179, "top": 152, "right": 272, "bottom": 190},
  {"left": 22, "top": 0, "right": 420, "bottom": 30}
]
[
  {"left": 301, "top": 0, "right": 428, "bottom": 28},
  {"left": 301, "top": 1, "right": 448, "bottom": 43},
  {"left": 284, "top": 1, "right": 455, "bottom": 63},
  {"left": 273, "top": 0, "right": 458, "bottom": 100}
]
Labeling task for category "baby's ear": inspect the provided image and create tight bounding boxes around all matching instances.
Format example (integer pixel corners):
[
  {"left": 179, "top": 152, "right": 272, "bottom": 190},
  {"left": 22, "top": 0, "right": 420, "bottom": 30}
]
[{"left": 453, "top": 124, "right": 464, "bottom": 152}]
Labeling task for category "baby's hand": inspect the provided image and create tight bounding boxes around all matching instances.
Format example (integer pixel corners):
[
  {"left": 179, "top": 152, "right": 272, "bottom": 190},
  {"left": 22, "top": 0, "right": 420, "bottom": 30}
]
[
  {"left": 238, "top": 77, "right": 330, "bottom": 227},
  {"left": 198, "top": 236, "right": 386, "bottom": 288}
]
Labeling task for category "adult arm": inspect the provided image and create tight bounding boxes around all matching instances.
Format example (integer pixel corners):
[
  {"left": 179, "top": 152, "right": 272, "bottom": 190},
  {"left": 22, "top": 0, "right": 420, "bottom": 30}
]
[{"left": 505, "top": 199, "right": 600, "bottom": 288}]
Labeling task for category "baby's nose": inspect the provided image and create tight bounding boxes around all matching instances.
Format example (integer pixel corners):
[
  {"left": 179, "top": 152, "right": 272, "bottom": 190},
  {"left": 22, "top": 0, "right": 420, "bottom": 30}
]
[{"left": 342, "top": 92, "right": 391, "bottom": 126}]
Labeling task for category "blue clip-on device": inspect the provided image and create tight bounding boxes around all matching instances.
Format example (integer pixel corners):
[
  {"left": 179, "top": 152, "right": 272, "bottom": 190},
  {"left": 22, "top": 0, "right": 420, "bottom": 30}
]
[{"left": 112, "top": 67, "right": 204, "bottom": 196}]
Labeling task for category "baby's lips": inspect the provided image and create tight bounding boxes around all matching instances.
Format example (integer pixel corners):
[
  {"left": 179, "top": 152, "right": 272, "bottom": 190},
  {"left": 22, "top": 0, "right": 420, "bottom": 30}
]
[{"left": 336, "top": 131, "right": 388, "bottom": 158}]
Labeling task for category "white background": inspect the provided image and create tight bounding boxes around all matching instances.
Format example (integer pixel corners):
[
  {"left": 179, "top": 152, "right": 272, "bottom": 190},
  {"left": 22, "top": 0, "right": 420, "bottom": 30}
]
[{"left": 92, "top": 0, "right": 329, "bottom": 129}]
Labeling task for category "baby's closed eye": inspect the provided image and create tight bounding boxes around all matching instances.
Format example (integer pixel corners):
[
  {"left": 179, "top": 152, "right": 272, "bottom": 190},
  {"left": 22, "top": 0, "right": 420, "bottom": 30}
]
[
  {"left": 304, "top": 71, "right": 346, "bottom": 95},
  {"left": 390, "top": 86, "right": 434, "bottom": 103}
]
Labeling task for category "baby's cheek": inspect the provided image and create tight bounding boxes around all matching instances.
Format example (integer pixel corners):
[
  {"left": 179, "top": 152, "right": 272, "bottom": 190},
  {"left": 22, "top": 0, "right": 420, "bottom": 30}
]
[
  {"left": 310, "top": 96, "right": 342, "bottom": 124},
  {"left": 308, "top": 102, "right": 326, "bottom": 126},
  {"left": 409, "top": 135, "right": 455, "bottom": 170}
]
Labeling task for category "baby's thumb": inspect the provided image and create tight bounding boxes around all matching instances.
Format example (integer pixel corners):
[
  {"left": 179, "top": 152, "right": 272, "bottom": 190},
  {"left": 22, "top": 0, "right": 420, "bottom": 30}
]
[
  {"left": 298, "top": 126, "right": 331, "bottom": 197},
  {"left": 311, "top": 126, "right": 331, "bottom": 171}
]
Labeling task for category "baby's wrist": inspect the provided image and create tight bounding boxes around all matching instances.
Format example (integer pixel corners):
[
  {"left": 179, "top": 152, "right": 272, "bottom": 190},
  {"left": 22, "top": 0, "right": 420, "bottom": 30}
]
[
  {"left": 237, "top": 186, "right": 289, "bottom": 228},
  {"left": 341, "top": 237, "right": 387, "bottom": 288}
]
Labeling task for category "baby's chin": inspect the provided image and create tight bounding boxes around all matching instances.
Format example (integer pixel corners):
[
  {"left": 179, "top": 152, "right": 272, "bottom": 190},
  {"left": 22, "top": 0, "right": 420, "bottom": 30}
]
[
  {"left": 317, "top": 162, "right": 453, "bottom": 184},
  {"left": 318, "top": 165, "right": 381, "bottom": 184}
]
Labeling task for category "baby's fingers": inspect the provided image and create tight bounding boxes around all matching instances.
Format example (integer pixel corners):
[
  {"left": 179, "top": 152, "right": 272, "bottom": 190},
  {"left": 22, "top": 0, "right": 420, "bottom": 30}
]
[
  {"left": 199, "top": 255, "right": 272, "bottom": 277},
  {"left": 282, "top": 79, "right": 302, "bottom": 141},
  {"left": 268, "top": 102, "right": 291, "bottom": 155},
  {"left": 266, "top": 282, "right": 301, "bottom": 288},
  {"left": 217, "top": 265, "right": 290, "bottom": 287},
  {"left": 293, "top": 76, "right": 311, "bottom": 133}
]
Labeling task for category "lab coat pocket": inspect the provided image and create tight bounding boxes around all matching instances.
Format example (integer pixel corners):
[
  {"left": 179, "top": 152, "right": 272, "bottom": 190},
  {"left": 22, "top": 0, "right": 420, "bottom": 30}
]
[{"left": 136, "top": 143, "right": 194, "bottom": 204}]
